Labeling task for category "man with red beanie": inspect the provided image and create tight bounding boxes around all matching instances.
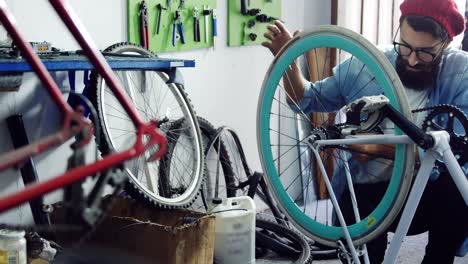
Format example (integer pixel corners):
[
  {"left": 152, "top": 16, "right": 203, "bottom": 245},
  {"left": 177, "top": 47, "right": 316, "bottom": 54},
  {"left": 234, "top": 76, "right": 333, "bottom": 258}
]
[{"left": 262, "top": 0, "right": 467, "bottom": 263}]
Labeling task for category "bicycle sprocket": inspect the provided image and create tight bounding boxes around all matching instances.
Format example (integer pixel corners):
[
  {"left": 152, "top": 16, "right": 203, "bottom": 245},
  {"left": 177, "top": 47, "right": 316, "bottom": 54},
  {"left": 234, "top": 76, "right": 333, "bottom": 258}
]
[{"left": 421, "top": 104, "right": 468, "bottom": 165}]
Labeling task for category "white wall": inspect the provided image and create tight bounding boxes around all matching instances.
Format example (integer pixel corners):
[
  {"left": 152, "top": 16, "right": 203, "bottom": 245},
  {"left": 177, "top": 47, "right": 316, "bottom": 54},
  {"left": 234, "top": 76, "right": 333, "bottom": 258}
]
[
  {"left": 168, "top": 0, "right": 313, "bottom": 173},
  {"left": 304, "top": 0, "right": 331, "bottom": 30},
  {"left": 0, "top": 0, "right": 331, "bottom": 223}
]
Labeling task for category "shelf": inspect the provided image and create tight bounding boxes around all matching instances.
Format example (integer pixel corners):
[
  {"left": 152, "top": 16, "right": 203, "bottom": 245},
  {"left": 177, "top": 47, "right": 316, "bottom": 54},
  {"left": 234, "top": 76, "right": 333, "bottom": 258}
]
[{"left": 0, "top": 54, "right": 195, "bottom": 72}]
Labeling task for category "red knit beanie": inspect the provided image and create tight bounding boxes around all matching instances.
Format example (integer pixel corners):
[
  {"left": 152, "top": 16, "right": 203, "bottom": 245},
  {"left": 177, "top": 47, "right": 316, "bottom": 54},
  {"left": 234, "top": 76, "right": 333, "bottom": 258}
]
[{"left": 400, "top": 0, "right": 465, "bottom": 41}]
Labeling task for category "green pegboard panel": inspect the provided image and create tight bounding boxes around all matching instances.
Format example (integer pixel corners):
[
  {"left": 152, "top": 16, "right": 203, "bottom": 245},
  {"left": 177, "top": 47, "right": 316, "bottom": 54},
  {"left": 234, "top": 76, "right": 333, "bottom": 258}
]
[
  {"left": 228, "top": 0, "right": 281, "bottom": 47},
  {"left": 128, "top": 0, "right": 218, "bottom": 52}
]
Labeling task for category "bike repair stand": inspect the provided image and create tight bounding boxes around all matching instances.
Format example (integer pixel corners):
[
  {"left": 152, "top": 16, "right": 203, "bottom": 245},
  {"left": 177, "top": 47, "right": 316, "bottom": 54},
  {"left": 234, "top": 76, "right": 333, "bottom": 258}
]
[{"left": 383, "top": 130, "right": 468, "bottom": 264}]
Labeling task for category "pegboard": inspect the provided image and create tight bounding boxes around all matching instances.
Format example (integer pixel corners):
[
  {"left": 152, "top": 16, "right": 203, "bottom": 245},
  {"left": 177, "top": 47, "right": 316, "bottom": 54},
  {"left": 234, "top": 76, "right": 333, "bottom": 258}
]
[
  {"left": 228, "top": 0, "right": 281, "bottom": 47},
  {"left": 128, "top": 0, "right": 218, "bottom": 52}
]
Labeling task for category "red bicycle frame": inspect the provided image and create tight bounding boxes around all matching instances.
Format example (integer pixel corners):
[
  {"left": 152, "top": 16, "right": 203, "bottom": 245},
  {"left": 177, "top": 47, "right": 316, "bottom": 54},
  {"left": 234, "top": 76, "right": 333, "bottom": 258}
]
[{"left": 0, "top": 0, "right": 166, "bottom": 212}]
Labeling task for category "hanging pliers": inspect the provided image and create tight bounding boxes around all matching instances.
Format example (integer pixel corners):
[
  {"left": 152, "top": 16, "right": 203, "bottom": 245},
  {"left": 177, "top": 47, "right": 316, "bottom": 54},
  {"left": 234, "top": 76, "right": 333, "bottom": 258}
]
[
  {"left": 139, "top": 0, "right": 149, "bottom": 49},
  {"left": 172, "top": 10, "right": 185, "bottom": 46}
]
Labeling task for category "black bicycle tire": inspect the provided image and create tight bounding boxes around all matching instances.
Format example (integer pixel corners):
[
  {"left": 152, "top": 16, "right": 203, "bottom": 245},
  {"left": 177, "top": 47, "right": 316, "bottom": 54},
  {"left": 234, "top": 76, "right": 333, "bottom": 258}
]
[
  {"left": 308, "top": 241, "right": 338, "bottom": 260},
  {"left": 256, "top": 217, "right": 311, "bottom": 263},
  {"left": 255, "top": 173, "right": 289, "bottom": 226}
]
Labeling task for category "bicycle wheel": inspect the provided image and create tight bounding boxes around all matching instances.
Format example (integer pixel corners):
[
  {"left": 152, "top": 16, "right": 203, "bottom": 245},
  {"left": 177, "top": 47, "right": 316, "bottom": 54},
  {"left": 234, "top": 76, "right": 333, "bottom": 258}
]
[
  {"left": 257, "top": 25, "right": 415, "bottom": 246},
  {"left": 89, "top": 42, "right": 204, "bottom": 208}
]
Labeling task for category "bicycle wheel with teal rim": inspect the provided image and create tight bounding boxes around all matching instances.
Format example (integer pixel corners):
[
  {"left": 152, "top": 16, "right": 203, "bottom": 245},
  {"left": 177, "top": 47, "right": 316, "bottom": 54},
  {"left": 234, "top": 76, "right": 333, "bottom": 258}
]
[{"left": 257, "top": 25, "right": 415, "bottom": 246}]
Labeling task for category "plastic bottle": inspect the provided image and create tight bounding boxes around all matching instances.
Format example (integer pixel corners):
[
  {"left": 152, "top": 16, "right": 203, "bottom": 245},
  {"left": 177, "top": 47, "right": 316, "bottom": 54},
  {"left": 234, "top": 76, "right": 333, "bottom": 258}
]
[
  {"left": 209, "top": 196, "right": 256, "bottom": 264},
  {"left": 0, "top": 229, "right": 27, "bottom": 264}
]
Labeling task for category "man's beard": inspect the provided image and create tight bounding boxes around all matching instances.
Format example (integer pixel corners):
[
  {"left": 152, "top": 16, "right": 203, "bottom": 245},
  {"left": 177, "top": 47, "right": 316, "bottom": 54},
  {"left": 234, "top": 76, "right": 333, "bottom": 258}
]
[{"left": 395, "top": 55, "right": 441, "bottom": 90}]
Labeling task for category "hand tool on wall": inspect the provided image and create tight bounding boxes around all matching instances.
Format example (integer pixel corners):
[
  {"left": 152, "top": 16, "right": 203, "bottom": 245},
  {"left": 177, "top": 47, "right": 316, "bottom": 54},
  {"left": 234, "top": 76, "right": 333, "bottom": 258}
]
[
  {"left": 256, "top": 14, "right": 283, "bottom": 23},
  {"left": 246, "top": 8, "right": 261, "bottom": 16},
  {"left": 139, "top": 0, "right": 149, "bottom": 49},
  {"left": 203, "top": 5, "right": 211, "bottom": 43},
  {"left": 212, "top": 9, "right": 217, "bottom": 48},
  {"left": 156, "top": 3, "right": 167, "bottom": 35},
  {"left": 247, "top": 19, "right": 255, "bottom": 28},
  {"left": 240, "top": 0, "right": 247, "bottom": 15},
  {"left": 179, "top": 0, "right": 186, "bottom": 9},
  {"left": 193, "top": 7, "right": 200, "bottom": 42},
  {"left": 172, "top": 10, "right": 185, "bottom": 46},
  {"left": 248, "top": 33, "right": 257, "bottom": 41},
  {"left": 240, "top": 0, "right": 261, "bottom": 16}
]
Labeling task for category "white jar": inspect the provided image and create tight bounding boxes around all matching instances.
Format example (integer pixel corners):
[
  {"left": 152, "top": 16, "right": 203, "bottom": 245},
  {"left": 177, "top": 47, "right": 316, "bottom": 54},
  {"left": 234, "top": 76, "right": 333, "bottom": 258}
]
[{"left": 0, "top": 229, "right": 27, "bottom": 264}]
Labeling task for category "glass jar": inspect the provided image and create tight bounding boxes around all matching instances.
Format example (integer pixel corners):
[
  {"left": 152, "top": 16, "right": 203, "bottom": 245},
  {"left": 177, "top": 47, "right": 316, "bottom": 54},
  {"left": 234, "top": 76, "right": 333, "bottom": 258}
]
[{"left": 0, "top": 229, "right": 27, "bottom": 264}]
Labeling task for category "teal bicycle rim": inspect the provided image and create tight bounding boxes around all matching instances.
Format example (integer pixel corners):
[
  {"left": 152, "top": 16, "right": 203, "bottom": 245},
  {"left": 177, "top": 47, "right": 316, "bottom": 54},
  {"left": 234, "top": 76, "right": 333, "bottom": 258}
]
[{"left": 257, "top": 26, "right": 414, "bottom": 245}]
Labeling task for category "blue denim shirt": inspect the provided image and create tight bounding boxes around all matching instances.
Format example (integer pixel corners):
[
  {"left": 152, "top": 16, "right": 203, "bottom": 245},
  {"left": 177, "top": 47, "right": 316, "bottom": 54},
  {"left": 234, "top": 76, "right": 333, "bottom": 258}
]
[
  {"left": 293, "top": 47, "right": 468, "bottom": 178},
  {"left": 292, "top": 47, "right": 468, "bottom": 256}
]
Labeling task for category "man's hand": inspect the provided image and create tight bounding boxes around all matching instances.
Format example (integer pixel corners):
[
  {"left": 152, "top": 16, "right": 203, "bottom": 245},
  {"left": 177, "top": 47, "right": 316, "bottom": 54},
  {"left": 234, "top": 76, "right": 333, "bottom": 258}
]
[{"left": 261, "top": 20, "right": 300, "bottom": 56}]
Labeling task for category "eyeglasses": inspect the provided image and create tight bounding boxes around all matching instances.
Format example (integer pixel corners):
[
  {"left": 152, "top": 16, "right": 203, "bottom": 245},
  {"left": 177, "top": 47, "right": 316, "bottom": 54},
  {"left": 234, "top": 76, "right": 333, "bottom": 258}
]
[
  {"left": 393, "top": 40, "right": 446, "bottom": 63},
  {"left": 392, "top": 24, "right": 447, "bottom": 63}
]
